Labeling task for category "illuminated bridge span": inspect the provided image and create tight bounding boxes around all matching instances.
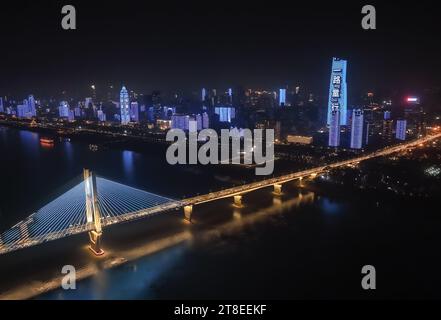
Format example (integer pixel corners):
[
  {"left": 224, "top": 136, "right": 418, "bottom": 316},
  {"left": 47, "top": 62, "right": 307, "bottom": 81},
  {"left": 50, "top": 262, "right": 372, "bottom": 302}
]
[
  {"left": 182, "top": 132, "right": 441, "bottom": 207},
  {"left": 0, "top": 132, "right": 440, "bottom": 255}
]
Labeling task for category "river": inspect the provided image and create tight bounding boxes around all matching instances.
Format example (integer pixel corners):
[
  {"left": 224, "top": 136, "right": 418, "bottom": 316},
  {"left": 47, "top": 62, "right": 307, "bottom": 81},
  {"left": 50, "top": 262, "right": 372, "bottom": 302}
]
[{"left": 0, "top": 126, "right": 440, "bottom": 299}]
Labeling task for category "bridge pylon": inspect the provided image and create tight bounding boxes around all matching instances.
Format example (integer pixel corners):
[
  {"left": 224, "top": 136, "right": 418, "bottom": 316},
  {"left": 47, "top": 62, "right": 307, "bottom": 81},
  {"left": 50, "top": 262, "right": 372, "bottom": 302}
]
[{"left": 84, "top": 169, "right": 104, "bottom": 256}]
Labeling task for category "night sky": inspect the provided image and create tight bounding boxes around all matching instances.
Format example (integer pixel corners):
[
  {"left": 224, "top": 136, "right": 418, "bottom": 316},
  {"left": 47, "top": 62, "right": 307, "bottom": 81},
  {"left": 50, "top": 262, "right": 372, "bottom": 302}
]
[{"left": 0, "top": 0, "right": 440, "bottom": 99}]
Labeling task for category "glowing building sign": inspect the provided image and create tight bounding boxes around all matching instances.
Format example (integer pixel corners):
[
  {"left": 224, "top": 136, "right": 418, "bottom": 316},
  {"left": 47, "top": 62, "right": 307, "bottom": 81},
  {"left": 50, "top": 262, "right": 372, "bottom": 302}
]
[{"left": 327, "top": 57, "right": 347, "bottom": 126}]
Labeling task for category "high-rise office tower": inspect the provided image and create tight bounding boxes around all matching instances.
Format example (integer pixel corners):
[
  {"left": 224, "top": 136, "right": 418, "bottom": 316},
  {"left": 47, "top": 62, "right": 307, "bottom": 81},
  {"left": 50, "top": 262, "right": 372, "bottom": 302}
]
[
  {"left": 328, "top": 106, "right": 340, "bottom": 147},
  {"left": 196, "top": 114, "right": 203, "bottom": 131},
  {"left": 0, "top": 97, "right": 4, "bottom": 113},
  {"left": 384, "top": 111, "right": 391, "bottom": 120},
  {"left": 201, "top": 88, "right": 206, "bottom": 102},
  {"left": 120, "top": 86, "right": 130, "bottom": 125},
  {"left": 279, "top": 89, "right": 286, "bottom": 107},
  {"left": 171, "top": 114, "right": 190, "bottom": 130},
  {"left": 350, "top": 109, "right": 364, "bottom": 149},
  {"left": 130, "top": 102, "right": 139, "bottom": 123},
  {"left": 396, "top": 119, "right": 407, "bottom": 140},
  {"left": 202, "top": 112, "right": 209, "bottom": 129},
  {"left": 27, "top": 95, "right": 36, "bottom": 117},
  {"left": 58, "top": 101, "right": 70, "bottom": 118},
  {"left": 215, "top": 107, "right": 235, "bottom": 123},
  {"left": 97, "top": 109, "right": 106, "bottom": 122},
  {"left": 382, "top": 119, "right": 394, "bottom": 144},
  {"left": 227, "top": 88, "right": 233, "bottom": 105},
  {"left": 327, "top": 57, "right": 348, "bottom": 126},
  {"left": 17, "top": 104, "right": 27, "bottom": 118}
]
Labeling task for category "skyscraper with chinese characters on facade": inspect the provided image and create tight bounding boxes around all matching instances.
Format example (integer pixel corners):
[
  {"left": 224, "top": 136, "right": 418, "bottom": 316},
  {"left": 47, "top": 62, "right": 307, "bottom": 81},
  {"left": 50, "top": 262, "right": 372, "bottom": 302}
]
[{"left": 327, "top": 57, "right": 347, "bottom": 126}]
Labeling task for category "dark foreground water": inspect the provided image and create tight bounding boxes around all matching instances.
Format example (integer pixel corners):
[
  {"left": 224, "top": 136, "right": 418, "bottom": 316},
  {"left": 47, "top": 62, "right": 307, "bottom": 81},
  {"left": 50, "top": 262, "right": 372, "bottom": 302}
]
[{"left": 1, "top": 126, "right": 440, "bottom": 299}]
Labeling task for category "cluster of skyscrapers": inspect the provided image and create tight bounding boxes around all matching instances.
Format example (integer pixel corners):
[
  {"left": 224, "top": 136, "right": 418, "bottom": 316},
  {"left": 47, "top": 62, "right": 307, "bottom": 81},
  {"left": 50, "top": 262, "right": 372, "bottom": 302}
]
[
  {"left": 326, "top": 57, "right": 411, "bottom": 149},
  {"left": 15, "top": 95, "right": 37, "bottom": 119},
  {"left": 0, "top": 57, "right": 424, "bottom": 149}
]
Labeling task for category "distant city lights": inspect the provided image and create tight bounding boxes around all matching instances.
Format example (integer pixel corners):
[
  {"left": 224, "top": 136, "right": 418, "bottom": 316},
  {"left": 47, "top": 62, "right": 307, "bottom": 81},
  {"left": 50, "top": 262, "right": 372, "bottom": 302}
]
[
  {"left": 406, "top": 97, "right": 419, "bottom": 103},
  {"left": 425, "top": 166, "right": 441, "bottom": 177}
]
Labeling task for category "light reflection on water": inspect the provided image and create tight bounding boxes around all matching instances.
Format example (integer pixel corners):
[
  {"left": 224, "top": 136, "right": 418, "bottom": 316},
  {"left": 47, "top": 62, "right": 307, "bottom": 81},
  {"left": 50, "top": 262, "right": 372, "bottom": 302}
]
[
  {"left": 40, "top": 244, "right": 187, "bottom": 300},
  {"left": 38, "top": 191, "right": 317, "bottom": 300}
]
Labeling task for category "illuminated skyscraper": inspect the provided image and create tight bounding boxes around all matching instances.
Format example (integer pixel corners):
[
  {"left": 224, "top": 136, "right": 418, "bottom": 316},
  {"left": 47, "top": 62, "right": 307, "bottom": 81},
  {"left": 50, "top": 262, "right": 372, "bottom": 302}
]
[
  {"left": 279, "top": 89, "right": 286, "bottom": 106},
  {"left": 327, "top": 57, "right": 348, "bottom": 126},
  {"left": 350, "top": 109, "right": 364, "bottom": 149},
  {"left": 58, "top": 101, "right": 70, "bottom": 118},
  {"left": 130, "top": 102, "right": 139, "bottom": 122},
  {"left": 17, "top": 104, "right": 27, "bottom": 118},
  {"left": 396, "top": 119, "right": 407, "bottom": 140},
  {"left": 215, "top": 106, "right": 235, "bottom": 122},
  {"left": 27, "top": 95, "right": 36, "bottom": 117},
  {"left": 0, "top": 97, "right": 3, "bottom": 113},
  {"left": 120, "top": 86, "right": 130, "bottom": 125},
  {"left": 328, "top": 106, "right": 340, "bottom": 147},
  {"left": 202, "top": 112, "right": 209, "bottom": 129},
  {"left": 196, "top": 114, "right": 203, "bottom": 131},
  {"left": 201, "top": 88, "right": 206, "bottom": 102},
  {"left": 171, "top": 114, "right": 190, "bottom": 130}
]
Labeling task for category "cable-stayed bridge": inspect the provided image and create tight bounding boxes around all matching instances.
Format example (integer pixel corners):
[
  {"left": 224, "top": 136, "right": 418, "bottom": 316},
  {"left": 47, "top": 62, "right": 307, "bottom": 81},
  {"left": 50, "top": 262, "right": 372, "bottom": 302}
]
[
  {"left": 0, "top": 176, "right": 182, "bottom": 255},
  {"left": 0, "top": 132, "right": 440, "bottom": 256}
]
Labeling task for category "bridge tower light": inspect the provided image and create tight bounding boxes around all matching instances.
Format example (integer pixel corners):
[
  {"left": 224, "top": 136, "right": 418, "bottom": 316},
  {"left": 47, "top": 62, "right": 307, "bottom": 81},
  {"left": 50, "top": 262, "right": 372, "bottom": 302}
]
[{"left": 83, "top": 169, "right": 104, "bottom": 256}]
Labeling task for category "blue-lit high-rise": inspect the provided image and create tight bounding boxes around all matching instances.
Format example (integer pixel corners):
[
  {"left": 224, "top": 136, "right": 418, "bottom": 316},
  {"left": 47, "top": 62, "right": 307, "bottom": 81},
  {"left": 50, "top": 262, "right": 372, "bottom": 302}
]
[
  {"left": 350, "top": 109, "right": 364, "bottom": 149},
  {"left": 120, "top": 86, "right": 130, "bottom": 125},
  {"left": 130, "top": 102, "right": 139, "bottom": 123},
  {"left": 27, "top": 95, "right": 36, "bottom": 117},
  {"left": 279, "top": 89, "right": 286, "bottom": 106},
  {"left": 327, "top": 57, "right": 347, "bottom": 126},
  {"left": 215, "top": 106, "right": 235, "bottom": 123},
  {"left": 328, "top": 106, "right": 340, "bottom": 147},
  {"left": 58, "top": 101, "right": 70, "bottom": 118},
  {"left": 396, "top": 119, "right": 407, "bottom": 140}
]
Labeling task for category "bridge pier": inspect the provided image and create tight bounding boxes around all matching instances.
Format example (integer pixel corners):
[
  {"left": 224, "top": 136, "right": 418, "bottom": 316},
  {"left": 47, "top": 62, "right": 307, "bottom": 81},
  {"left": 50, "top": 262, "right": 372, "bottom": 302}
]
[
  {"left": 273, "top": 184, "right": 282, "bottom": 196},
  {"left": 84, "top": 169, "right": 104, "bottom": 256},
  {"left": 233, "top": 195, "right": 243, "bottom": 208},
  {"left": 184, "top": 205, "right": 193, "bottom": 222}
]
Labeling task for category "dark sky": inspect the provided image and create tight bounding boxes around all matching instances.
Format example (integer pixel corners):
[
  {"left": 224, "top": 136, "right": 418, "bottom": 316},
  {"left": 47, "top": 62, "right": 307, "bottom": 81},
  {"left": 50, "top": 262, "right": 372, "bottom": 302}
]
[{"left": 0, "top": 0, "right": 440, "bottom": 99}]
